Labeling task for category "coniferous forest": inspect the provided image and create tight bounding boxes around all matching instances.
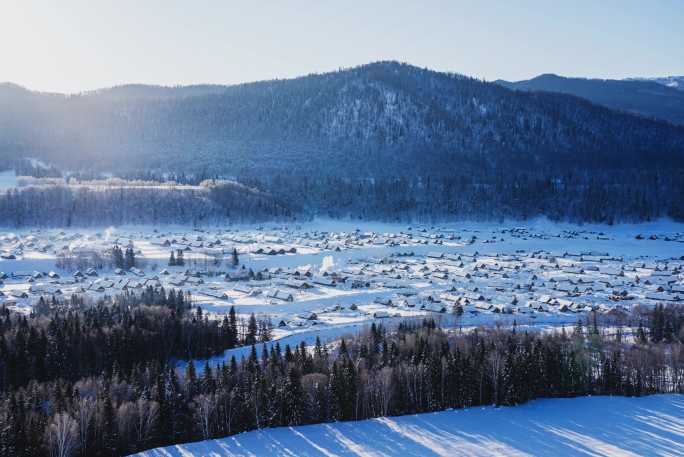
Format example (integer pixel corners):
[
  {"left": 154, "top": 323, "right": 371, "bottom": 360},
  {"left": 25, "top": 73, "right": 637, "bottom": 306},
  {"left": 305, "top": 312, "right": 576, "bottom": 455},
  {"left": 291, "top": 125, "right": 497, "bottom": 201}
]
[
  {"left": 2, "top": 62, "right": 684, "bottom": 225},
  {"left": 1, "top": 167, "right": 682, "bottom": 226},
  {"left": 3, "top": 6, "right": 684, "bottom": 456},
  {"left": 0, "top": 290, "right": 682, "bottom": 456},
  {"left": 0, "top": 181, "right": 294, "bottom": 227}
]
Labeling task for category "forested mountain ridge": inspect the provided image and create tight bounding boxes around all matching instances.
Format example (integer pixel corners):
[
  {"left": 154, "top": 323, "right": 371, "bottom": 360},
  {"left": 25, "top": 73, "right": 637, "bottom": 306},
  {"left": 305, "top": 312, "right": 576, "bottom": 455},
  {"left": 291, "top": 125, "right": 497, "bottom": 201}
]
[
  {"left": 2, "top": 61, "right": 684, "bottom": 222},
  {"left": 496, "top": 73, "right": 684, "bottom": 125},
  {"left": 3, "top": 61, "right": 684, "bottom": 173},
  {"left": 627, "top": 76, "right": 684, "bottom": 92}
]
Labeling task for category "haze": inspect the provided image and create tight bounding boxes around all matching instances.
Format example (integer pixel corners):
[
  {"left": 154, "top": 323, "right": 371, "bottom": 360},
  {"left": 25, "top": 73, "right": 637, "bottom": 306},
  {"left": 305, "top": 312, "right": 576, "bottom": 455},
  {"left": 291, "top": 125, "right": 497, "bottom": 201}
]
[{"left": 2, "top": 0, "right": 684, "bottom": 93}]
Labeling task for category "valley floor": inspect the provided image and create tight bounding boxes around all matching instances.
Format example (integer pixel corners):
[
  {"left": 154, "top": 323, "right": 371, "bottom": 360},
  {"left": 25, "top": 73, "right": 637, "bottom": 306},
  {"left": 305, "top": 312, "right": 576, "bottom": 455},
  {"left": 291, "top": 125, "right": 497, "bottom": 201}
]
[{"left": 133, "top": 394, "right": 684, "bottom": 457}]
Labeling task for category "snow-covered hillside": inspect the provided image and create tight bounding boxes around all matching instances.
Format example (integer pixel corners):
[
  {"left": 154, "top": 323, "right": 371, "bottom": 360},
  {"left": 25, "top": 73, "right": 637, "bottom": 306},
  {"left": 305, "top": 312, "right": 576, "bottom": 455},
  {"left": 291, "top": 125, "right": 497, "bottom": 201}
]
[
  {"left": 133, "top": 394, "right": 683, "bottom": 456},
  {"left": 0, "top": 169, "right": 17, "bottom": 190},
  {"left": 632, "top": 76, "right": 684, "bottom": 91}
]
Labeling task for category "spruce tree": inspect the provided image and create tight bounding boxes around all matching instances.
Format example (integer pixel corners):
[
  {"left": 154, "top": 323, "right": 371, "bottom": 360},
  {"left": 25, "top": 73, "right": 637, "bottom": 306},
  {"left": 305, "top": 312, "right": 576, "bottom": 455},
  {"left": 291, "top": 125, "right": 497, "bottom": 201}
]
[
  {"left": 124, "top": 246, "right": 136, "bottom": 269},
  {"left": 245, "top": 314, "right": 258, "bottom": 346},
  {"left": 284, "top": 367, "right": 304, "bottom": 425},
  {"left": 112, "top": 245, "right": 124, "bottom": 269},
  {"left": 185, "top": 361, "right": 198, "bottom": 398},
  {"left": 100, "top": 383, "right": 119, "bottom": 457},
  {"left": 650, "top": 304, "right": 664, "bottom": 343},
  {"left": 636, "top": 321, "right": 648, "bottom": 344},
  {"left": 227, "top": 306, "right": 238, "bottom": 348}
]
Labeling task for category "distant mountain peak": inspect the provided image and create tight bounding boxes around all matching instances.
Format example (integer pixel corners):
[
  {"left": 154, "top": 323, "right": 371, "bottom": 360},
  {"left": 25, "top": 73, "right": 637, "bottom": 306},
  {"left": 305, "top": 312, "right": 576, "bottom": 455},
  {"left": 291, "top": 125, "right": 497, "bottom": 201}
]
[
  {"left": 533, "top": 73, "right": 563, "bottom": 79},
  {"left": 626, "top": 76, "right": 684, "bottom": 91},
  {"left": 495, "top": 73, "right": 684, "bottom": 124},
  {"left": 0, "top": 82, "right": 29, "bottom": 93}
]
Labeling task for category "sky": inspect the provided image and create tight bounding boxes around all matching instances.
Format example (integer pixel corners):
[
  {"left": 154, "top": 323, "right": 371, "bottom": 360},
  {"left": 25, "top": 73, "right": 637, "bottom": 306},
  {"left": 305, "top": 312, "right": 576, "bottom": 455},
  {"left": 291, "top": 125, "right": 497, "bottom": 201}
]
[{"left": 1, "top": 0, "right": 683, "bottom": 93}]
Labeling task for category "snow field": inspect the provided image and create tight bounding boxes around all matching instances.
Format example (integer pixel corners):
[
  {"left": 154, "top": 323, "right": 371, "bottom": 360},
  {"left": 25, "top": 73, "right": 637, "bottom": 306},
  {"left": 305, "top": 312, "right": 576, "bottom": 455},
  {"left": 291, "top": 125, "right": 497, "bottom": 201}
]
[{"left": 132, "top": 394, "right": 684, "bottom": 456}]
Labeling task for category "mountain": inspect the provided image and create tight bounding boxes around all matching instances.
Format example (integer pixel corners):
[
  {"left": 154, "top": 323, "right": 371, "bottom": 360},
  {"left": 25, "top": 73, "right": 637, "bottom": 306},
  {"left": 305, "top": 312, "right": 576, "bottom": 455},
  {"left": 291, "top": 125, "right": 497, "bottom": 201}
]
[
  {"left": 3, "top": 62, "right": 684, "bottom": 173},
  {"left": 495, "top": 73, "right": 684, "bottom": 125},
  {"left": 2, "top": 62, "right": 684, "bottom": 222},
  {"left": 80, "top": 83, "right": 229, "bottom": 100},
  {"left": 628, "top": 76, "right": 684, "bottom": 92}
]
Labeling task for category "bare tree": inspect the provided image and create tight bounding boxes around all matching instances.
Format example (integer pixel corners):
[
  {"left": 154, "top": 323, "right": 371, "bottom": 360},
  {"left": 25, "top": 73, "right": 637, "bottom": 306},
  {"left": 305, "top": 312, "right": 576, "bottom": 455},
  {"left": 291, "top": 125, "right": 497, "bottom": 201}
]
[
  {"left": 116, "top": 402, "right": 136, "bottom": 449},
  {"left": 134, "top": 399, "right": 159, "bottom": 445},
  {"left": 222, "top": 389, "right": 237, "bottom": 435},
  {"left": 47, "top": 413, "right": 78, "bottom": 457},
  {"left": 376, "top": 366, "right": 394, "bottom": 416},
  {"left": 195, "top": 394, "right": 216, "bottom": 440},
  {"left": 75, "top": 398, "right": 95, "bottom": 455}
]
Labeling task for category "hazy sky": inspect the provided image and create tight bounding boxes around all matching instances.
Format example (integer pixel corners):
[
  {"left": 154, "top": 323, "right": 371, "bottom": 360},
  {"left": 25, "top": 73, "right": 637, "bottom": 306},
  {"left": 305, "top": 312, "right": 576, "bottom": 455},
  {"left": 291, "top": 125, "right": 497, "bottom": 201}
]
[{"left": 2, "top": 0, "right": 683, "bottom": 93}]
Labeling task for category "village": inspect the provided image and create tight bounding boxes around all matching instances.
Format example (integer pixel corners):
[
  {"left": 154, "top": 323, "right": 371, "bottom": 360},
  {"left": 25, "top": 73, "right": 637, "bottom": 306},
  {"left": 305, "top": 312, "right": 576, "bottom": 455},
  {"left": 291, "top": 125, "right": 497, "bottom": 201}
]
[{"left": 1, "top": 221, "right": 683, "bottom": 342}]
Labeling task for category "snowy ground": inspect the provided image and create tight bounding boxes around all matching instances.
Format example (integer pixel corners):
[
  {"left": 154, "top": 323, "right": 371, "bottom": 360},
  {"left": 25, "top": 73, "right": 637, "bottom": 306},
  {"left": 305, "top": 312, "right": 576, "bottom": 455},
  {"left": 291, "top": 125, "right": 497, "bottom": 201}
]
[
  {"left": 132, "top": 394, "right": 684, "bottom": 456},
  {"left": 1, "top": 219, "right": 683, "bottom": 374},
  {"left": 2, "top": 220, "right": 683, "bottom": 455},
  {"left": 0, "top": 170, "right": 17, "bottom": 190}
]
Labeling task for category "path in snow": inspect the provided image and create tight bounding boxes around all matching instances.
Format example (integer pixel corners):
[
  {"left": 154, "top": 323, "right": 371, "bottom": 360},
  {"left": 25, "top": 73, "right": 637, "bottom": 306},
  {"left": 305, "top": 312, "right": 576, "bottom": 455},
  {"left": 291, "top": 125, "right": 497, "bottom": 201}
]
[{"left": 133, "top": 394, "right": 684, "bottom": 456}]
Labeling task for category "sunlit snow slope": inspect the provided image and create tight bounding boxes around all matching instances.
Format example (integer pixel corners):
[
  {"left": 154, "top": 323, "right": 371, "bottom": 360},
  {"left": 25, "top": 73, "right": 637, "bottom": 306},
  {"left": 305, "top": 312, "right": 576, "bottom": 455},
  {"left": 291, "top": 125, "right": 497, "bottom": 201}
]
[{"left": 133, "top": 394, "right": 684, "bottom": 456}]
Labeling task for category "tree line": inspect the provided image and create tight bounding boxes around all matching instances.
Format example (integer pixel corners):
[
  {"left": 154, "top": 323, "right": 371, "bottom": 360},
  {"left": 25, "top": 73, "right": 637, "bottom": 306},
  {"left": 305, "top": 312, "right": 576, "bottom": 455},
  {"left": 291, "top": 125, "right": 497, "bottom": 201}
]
[
  {"left": 239, "top": 167, "right": 684, "bottom": 223},
  {"left": 0, "top": 183, "right": 294, "bottom": 228},
  {"left": 0, "top": 300, "right": 682, "bottom": 456},
  {"left": 0, "top": 286, "right": 272, "bottom": 393},
  {"left": 4, "top": 166, "right": 683, "bottom": 226}
]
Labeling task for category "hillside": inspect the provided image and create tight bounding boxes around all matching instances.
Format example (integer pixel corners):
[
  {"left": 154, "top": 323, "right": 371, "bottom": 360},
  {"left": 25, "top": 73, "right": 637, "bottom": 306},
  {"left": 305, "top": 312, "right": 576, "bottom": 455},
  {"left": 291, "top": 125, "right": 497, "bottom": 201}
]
[
  {"left": 2, "top": 62, "right": 684, "bottom": 222},
  {"left": 496, "top": 73, "right": 684, "bottom": 124},
  {"left": 629, "top": 75, "right": 684, "bottom": 92},
  {"left": 133, "top": 395, "right": 684, "bottom": 456},
  {"left": 2, "top": 62, "right": 683, "bottom": 173}
]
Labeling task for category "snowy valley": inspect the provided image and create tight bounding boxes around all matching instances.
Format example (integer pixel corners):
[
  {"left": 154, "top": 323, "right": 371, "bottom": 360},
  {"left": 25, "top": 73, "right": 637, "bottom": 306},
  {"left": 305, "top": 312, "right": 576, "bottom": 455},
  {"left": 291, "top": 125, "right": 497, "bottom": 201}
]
[
  {"left": 2, "top": 220, "right": 683, "bottom": 345},
  {"left": 2, "top": 12, "right": 684, "bottom": 454}
]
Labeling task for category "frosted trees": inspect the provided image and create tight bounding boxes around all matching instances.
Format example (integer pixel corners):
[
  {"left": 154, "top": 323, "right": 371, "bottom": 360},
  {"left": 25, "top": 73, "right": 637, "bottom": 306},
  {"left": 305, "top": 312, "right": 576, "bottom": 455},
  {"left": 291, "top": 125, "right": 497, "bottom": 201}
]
[
  {"left": 195, "top": 394, "right": 216, "bottom": 440},
  {"left": 221, "top": 389, "right": 238, "bottom": 435},
  {"left": 134, "top": 399, "right": 159, "bottom": 447},
  {"left": 124, "top": 246, "right": 136, "bottom": 269},
  {"left": 75, "top": 397, "right": 95, "bottom": 455},
  {"left": 47, "top": 413, "right": 78, "bottom": 457},
  {"left": 375, "top": 366, "right": 394, "bottom": 416}
]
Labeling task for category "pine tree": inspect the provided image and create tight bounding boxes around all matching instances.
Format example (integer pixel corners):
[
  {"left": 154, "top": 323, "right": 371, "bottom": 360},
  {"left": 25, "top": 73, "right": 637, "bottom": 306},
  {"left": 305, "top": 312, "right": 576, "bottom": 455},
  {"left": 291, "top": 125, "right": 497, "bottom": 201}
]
[
  {"left": 100, "top": 383, "right": 119, "bottom": 457},
  {"left": 112, "top": 245, "right": 124, "bottom": 269},
  {"left": 185, "top": 361, "right": 198, "bottom": 398},
  {"left": 169, "top": 251, "right": 176, "bottom": 266},
  {"left": 0, "top": 399, "right": 16, "bottom": 457},
  {"left": 590, "top": 311, "right": 599, "bottom": 336},
  {"left": 573, "top": 319, "right": 584, "bottom": 339},
  {"left": 124, "top": 246, "right": 136, "bottom": 269},
  {"left": 227, "top": 307, "right": 238, "bottom": 348},
  {"left": 284, "top": 367, "right": 304, "bottom": 425},
  {"left": 258, "top": 320, "right": 272, "bottom": 342},
  {"left": 636, "top": 321, "right": 648, "bottom": 344},
  {"left": 245, "top": 314, "right": 258, "bottom": 346},
  {"left": 650, "top": 304, "right": 664, "bottom": 343},
  {"left": 202, "top": 361, "right": 215, "bottom": 393},
  {"left": 231, "top": 248, "right": 239, "bottom": 267}
]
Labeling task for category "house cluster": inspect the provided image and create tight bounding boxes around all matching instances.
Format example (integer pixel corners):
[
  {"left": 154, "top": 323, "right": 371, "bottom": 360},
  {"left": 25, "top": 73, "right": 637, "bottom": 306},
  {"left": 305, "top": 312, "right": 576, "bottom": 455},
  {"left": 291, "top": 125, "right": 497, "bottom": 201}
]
[
  {"left": 1, "top": 226, "right": 683, "bottom": 327},
  {"left": 266, "top": 248, "right": 684, "bottom": 321}
]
